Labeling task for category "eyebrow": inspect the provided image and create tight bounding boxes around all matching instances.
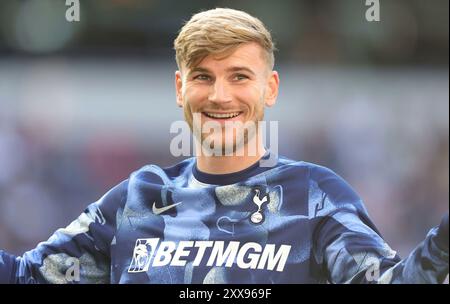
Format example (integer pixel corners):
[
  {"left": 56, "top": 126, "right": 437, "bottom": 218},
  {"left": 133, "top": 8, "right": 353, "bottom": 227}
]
[
  {"left": 189, "top": 66, "right": 256, "bottom": 76},
  {"left": 225, "top": 66, "right": 256, "bottom": 75}
]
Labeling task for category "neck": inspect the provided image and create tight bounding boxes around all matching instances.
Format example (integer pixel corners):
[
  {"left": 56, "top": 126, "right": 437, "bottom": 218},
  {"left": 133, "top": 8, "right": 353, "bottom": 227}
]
[{"left": 195, "top": 136, "right": 266, "bottom": 174}]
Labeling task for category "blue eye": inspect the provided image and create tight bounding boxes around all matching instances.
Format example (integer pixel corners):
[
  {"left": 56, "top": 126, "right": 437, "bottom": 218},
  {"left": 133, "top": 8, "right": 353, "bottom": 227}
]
[
  {"left": 234, "top": 74, "right": 249, "bottom": 81},
  {"left": 194, "top": 74, "right": 211, "bottom": 81}
]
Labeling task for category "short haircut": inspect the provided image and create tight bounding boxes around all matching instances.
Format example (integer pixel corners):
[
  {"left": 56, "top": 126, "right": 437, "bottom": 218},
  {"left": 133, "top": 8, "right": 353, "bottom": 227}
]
[{"left": 174, "top": 8, "right": 275, "bottom": 71}]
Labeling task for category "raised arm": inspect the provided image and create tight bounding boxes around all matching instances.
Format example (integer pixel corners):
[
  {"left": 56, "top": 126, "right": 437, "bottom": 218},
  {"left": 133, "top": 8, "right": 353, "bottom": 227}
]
[
  {"left": 0, "top": 180, "right": 128, "bottom": 284},
  {"left": 310, "top": 165, "right": 448, "bottom": 284}
]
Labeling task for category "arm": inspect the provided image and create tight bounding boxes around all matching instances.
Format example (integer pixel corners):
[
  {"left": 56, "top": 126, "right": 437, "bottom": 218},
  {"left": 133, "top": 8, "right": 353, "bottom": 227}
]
[
  {"left": 310, "top": 166, "right": 449, "bottom": 284},
  {"left": 316, "top": 208, "right": 448, "bottom": 283},
  {"left": 0, "top": 180, "right": 128, "bottom": 284}
]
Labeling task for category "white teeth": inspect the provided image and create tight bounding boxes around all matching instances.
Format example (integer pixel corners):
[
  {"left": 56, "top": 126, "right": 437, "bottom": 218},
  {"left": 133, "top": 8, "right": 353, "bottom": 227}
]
[{"left": 205, "top": 112, "right": 240, "bottom": 119}]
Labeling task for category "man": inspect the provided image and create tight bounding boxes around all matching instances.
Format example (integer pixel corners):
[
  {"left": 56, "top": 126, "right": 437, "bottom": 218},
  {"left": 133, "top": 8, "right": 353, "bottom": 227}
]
[{"left": 0, "top": 8, "right": 448, "bottom": 284}]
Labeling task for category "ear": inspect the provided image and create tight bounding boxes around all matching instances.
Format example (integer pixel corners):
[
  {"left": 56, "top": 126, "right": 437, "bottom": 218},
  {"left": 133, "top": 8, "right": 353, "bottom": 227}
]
[
  {"left": 175, "top": 70, "right": 183, "bottom": 107},
  {"left": 264, "top": 71, "right": 279, "bottom": 107}
]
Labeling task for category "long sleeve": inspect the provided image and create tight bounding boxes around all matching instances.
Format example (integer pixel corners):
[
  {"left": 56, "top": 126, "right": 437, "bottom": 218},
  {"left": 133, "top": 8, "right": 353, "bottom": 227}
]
[
  {"left": 310, "top": 165, "right": 449, "bottom": 284},
  {"left": 0, "top": 180, "right": 128, "bottom": 284}
]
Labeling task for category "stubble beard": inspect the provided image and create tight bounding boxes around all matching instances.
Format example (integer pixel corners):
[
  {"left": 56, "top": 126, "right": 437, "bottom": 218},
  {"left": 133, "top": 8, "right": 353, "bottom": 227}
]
[{"left": 185, "top": 104, "right": 264, "bottom": 157}]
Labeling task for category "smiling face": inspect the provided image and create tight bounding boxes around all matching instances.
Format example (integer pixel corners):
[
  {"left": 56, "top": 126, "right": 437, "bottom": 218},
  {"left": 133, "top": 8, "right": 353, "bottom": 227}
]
[{"left": 175, "top": 42, "right": 279, "bottom": 154}]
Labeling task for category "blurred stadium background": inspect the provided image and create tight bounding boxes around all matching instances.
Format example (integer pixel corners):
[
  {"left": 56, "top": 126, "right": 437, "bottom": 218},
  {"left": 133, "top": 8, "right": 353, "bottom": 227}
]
[{"left": 0, "top": 0, "right": 448, "bottom": 277}]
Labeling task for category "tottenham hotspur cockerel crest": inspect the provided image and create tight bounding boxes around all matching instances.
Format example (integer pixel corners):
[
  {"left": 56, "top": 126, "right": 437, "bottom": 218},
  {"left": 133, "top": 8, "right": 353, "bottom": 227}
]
[{"left": 250, "top": 188, "right": 270, "bottom": 224}]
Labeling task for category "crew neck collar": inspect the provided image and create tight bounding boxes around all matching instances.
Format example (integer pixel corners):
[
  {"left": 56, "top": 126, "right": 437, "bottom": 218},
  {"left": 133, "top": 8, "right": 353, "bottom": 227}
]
[{"left": 192, "top": 152, "right": 277, "bottom": 185}]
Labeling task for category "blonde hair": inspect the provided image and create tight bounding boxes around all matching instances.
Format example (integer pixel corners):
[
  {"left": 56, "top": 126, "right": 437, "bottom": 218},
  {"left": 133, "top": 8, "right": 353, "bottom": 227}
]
[{"left": 174, "top": 8, "right": 275, "bottom": 70}]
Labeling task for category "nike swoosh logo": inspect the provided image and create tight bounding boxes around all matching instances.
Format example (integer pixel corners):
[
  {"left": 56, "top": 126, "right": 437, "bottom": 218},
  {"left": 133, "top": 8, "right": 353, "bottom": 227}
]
[{"left": 152, "top": 202, "right": 182, "bottom": 215}]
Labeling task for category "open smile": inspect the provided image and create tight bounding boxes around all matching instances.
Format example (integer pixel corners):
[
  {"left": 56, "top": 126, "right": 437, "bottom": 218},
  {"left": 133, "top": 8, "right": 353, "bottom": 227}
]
[{"left": 202, "top": 112, "right": 243, "bottom": 119}]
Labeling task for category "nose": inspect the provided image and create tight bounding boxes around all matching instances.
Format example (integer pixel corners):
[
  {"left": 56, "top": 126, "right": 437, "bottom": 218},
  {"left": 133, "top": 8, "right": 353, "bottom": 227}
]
[{"left": 208, "top": 79, "right": 232, "bottom": 104}]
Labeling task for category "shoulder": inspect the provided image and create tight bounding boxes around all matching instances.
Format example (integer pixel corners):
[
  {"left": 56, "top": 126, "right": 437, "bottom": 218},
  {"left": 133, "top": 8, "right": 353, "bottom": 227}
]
[
  {"left": 306, "top": 163, "right": 358, "bottom": 197},
  {"left": 129, "top": 157, "right": 195, "bottom": 185},
  {"left": 93, "top": 179, "right": 129, "bottom": 212},
  {"left": 277, "top": 158, "right": 362, "bottom": 207}
]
